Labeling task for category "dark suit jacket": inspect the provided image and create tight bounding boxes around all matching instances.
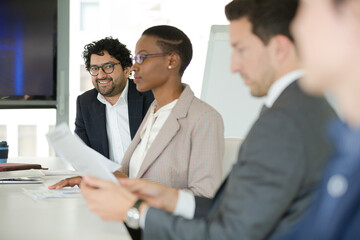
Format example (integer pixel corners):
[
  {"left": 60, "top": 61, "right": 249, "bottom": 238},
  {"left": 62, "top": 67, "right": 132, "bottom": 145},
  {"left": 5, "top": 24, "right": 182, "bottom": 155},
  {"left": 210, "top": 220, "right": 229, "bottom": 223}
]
[
  {"left": 142, "top": 81, "right": 337, "bottom": 240},
  {"left": 74, "top": 79, "right": 154, "bottom": 158}
]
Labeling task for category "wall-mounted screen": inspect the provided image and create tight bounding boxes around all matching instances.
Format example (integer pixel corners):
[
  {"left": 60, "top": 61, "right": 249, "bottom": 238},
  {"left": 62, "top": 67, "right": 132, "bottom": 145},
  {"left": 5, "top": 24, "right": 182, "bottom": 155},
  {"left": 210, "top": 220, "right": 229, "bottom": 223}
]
[{"left": 0, "top": 0, "right": 57, "bottom": 108}]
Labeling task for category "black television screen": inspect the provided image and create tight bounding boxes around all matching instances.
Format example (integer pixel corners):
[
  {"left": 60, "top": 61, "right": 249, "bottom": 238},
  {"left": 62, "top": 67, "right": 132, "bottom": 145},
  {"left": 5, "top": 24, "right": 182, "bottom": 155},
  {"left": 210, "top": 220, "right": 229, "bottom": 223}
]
[{"left": 0, "top": 0, "right": 57, "bottom": 108}]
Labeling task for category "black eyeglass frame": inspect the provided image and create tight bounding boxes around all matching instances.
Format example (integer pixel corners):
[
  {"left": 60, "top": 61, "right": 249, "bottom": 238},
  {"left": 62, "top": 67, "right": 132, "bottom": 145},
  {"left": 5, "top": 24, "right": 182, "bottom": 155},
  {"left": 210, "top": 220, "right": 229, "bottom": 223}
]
[{"left": 88, "top": 62, "right": 121, "bottom": 76}]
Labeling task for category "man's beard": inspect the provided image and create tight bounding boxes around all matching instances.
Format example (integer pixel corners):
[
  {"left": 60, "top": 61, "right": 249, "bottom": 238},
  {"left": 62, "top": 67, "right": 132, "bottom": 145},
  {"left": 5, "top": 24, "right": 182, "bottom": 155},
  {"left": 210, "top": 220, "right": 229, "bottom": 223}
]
[{"left": 96, "top": 77, "right": 117, "bottom": 97}]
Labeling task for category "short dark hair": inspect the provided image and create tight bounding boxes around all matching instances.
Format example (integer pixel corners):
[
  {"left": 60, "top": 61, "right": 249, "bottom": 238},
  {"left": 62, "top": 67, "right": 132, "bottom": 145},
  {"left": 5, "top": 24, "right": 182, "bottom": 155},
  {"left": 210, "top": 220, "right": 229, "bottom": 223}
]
[
  {"left": 142, "top": 25, "right": 193, "bottom": 77},
  {"left": 82, "top": 37, "right": 132, "bottom": 70},
  {"left": 334, "top": 0, "right": 346, "bottom": 5},
  {"left": 225, "top": 0, "right": 299, "bottom": 45}
]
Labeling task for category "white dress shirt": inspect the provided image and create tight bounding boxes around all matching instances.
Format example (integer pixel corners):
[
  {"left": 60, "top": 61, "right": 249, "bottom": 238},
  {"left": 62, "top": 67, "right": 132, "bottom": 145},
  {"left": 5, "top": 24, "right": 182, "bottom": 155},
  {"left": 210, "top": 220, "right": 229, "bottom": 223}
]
[
  {"left": 139, "top": 70, "right": 305, "bottom": 228},
  {"left": 97, "top": 80, "right": 131, "bottom": 165},
  {"left": 264, "top": 69, "right": 304, "bottom": 108},
  {"left": 129, "top": 99, "right": 178, "bottom": 178}
]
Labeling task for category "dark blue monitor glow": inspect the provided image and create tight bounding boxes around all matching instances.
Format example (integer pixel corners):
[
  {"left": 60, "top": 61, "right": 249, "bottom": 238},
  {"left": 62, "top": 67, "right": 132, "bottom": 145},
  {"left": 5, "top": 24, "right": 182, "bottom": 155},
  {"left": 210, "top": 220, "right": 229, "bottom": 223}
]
[{"left": 0, "top": 0, "right": 57, "bottom": 104}]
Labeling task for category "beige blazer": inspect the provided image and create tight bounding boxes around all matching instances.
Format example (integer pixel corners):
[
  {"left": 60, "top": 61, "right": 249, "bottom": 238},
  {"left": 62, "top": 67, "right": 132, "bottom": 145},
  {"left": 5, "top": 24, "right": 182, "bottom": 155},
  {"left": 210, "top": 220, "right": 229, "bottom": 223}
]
[{"left": 120, "top": 84, "right": 224, "bottom": 197}]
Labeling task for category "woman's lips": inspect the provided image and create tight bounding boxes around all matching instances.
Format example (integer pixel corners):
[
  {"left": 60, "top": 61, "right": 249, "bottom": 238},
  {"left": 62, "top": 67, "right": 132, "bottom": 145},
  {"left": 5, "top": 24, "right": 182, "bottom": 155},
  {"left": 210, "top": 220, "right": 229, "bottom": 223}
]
[{"left": 134, "top": 77, "right": 142, "bottom": 83}]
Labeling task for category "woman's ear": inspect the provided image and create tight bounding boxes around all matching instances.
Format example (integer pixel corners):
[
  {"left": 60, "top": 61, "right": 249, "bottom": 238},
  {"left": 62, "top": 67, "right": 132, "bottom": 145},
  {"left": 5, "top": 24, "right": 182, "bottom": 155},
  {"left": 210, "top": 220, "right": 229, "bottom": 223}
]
[{"left": 167, "top": 53, "right": 181, "bottom": 70}]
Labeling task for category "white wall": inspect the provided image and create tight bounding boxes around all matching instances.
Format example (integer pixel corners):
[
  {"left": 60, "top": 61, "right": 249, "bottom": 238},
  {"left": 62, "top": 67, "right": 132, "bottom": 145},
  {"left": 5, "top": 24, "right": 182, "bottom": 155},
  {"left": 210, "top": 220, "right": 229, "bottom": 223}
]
[{"left": 201, "top": 26, "right": 264, "bottom": 139}]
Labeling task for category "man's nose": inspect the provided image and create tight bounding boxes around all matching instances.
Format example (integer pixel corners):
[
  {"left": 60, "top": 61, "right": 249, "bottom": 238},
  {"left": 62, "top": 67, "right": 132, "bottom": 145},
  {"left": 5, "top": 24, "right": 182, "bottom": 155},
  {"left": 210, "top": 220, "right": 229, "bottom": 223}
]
[
  {"left": 98, "top": 67, "right": 107, "bottom": 78},
  {"left": 231, "top": 54, "right": 243, "bottom": 73}
]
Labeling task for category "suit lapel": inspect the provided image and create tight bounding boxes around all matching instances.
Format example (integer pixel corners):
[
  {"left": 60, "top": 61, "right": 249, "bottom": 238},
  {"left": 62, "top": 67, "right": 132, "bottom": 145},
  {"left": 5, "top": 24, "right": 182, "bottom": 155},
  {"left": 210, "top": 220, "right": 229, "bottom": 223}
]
[
  {"left": 91, "top": 99, "right": 109, "bottom": 158},
  {"left": 127, "top": 80, "right": 144, "bottom": 139},
  {"left": 136, "top": 84, "right": 194, "bottom": 178}
]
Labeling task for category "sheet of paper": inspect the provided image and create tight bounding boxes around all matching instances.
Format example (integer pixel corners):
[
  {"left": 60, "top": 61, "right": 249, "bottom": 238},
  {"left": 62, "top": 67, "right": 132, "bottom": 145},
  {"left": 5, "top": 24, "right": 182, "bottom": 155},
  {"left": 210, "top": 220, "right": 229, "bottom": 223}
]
[
  {"left": 46, "top": 123, "right": 119, "bottom": 184},
  {"left": 40, "top": 169, "right": 80, "bottom": 176},
  {"left": 23, "top": 187, "right": 82, "bottom": 200}
]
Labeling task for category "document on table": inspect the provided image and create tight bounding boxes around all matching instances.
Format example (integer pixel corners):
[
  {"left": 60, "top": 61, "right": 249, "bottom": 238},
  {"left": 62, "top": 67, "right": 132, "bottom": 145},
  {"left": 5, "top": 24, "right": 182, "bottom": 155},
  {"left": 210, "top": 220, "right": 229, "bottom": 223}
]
[
  {"left": 23, "top": 187, "right": 82, "bottom": 200},
  {"left": 46, "top": 123, "right": 119, "bottom": 184},
  {"left": 40, "top": 169, "right": 80, "bottom": 176}
]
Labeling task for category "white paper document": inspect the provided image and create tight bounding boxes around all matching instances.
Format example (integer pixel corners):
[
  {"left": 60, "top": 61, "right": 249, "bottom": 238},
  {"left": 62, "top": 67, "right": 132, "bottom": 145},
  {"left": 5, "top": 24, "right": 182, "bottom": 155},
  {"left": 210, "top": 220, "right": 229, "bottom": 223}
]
[
  {"left": 46, "top": 123, "right": 119, "bottom": 184},
  {"left": 23, "top": 187, "right": 82, "bottom": 200},
  {"left": 40, "top": 169, "right": 80, "bottom": 176}
]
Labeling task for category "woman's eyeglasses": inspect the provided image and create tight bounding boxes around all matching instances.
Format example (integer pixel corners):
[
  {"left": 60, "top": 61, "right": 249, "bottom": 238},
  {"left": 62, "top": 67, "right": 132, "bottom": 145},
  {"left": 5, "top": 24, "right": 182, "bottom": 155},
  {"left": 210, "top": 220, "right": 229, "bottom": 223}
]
[{"left": 132, "top": 53, "right": 169, "bottom": 65}]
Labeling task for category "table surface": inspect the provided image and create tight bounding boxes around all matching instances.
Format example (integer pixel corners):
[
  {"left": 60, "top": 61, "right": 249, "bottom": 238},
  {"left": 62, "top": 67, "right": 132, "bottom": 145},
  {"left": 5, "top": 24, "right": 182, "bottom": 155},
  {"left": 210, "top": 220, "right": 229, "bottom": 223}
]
[{"left": 0, "top": 157, "right": 131, "bottom": 240}]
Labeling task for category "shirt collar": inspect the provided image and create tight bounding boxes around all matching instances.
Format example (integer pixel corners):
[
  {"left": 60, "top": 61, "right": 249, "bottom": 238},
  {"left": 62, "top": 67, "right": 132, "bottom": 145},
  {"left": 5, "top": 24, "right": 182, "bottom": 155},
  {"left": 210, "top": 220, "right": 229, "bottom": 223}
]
[
  {"left": 149, "top": 99, "right": 178, "bottom": 117},
  {"left": 265, "top": 70, "right": 304, "bottom": 108},
  {"left": 97, "top": 79, "right": 129, "bottom": 106}
]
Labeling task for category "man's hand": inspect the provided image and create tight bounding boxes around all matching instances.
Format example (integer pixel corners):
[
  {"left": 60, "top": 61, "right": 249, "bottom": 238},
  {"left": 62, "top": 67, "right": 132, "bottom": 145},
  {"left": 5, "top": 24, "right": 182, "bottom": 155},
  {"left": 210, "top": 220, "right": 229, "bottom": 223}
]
[
  {"left": 48, "top": 176, "right": 83, "bottom": 189},
  {"left": 81, "top": 175, "right": 138, "bottom": 221},
  {"left": 118, "top": 178, "right": 179, "bottom": 214}
]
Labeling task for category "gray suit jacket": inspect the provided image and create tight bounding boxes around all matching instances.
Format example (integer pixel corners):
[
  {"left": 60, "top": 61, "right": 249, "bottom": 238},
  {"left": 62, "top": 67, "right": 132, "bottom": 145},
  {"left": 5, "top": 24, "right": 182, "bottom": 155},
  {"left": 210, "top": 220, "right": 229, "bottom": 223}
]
[
  {"left": 120, "top": 84, "right": 224, "bottom": 197},
  {"left": 142, "top": 81, "right": 337, "bottom": 240}
]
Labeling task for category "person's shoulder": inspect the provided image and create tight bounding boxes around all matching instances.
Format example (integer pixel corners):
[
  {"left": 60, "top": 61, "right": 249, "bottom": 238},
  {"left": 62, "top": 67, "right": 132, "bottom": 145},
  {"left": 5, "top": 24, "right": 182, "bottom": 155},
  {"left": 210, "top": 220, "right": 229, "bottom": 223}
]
[
  {"left": 188, "top": 96, "right": 223, "bottom": 121},
  {"left": 76, "top": 88, "right": 99, "bottom": 108},
  {"left": 78, "top": 88, "right": 98, "bottom": 100},
  {"left": 275, "top": 81, "right": 335, "bottom": 117}
]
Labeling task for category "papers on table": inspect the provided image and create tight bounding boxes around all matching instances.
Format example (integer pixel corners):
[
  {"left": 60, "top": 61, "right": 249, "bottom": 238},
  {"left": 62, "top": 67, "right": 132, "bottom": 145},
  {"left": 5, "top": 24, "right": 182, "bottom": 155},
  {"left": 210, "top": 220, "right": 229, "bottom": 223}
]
[
  {"left": 0, "top": 170, "right": 44, "bottom": 184},
  {"left": 23, "top": 186, "right": 82, "bottom": 200},
  {"left": 40, "top": 169, "right": 80, "bottom": 176},
  {"left": 46, "top": 123, "right": 119, "bottom": 184}
]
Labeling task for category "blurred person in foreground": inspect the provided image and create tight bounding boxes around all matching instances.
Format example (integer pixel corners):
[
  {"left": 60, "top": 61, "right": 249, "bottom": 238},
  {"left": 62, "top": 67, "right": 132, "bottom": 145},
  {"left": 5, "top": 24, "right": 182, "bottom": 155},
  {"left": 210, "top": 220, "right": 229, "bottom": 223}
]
[{"left": 276, "top": 0, "right": 360, "bottom": 239}]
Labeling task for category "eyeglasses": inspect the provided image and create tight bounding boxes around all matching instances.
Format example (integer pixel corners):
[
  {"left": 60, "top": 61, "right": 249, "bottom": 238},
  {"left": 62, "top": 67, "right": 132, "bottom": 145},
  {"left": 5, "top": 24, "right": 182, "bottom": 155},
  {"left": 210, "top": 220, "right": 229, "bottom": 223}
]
[
  {"left": 132, "top": 53, "right": 169, "bottom": 65},
  {"left": 88, "top": 62, "right": 121, "bottom": 76}
]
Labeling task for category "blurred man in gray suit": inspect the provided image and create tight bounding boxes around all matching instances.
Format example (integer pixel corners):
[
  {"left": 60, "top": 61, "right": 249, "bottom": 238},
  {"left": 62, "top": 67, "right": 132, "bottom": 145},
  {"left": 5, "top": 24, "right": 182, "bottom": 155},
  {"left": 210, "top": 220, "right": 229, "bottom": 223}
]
[{"left": 80, "top": 0, "right": 338, "bottom": 239}]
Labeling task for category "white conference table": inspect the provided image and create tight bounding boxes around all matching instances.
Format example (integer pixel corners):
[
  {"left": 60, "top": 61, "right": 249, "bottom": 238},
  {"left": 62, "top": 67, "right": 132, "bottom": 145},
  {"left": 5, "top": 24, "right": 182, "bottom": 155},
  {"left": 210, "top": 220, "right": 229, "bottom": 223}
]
[{"left": 0, "top": 157, "right": 131, "bottom": 240}]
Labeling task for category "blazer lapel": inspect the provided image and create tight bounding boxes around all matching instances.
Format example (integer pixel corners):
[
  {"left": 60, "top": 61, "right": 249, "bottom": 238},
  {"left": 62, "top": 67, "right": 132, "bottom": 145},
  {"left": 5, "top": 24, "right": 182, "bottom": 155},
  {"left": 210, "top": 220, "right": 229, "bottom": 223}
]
[
  {"left": 136, "top": 84, "right": 194, "bottom": 178},
  {"left": 136, "top": 114, "right": 180, "bottom": 178}
]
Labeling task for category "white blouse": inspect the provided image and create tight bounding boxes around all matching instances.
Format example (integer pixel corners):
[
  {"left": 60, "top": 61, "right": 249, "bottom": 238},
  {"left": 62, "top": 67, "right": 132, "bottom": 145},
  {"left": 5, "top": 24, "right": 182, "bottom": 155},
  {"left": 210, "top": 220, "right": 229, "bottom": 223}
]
[{"left": 129, "top": 99, "right": 178, "bottom": 178}]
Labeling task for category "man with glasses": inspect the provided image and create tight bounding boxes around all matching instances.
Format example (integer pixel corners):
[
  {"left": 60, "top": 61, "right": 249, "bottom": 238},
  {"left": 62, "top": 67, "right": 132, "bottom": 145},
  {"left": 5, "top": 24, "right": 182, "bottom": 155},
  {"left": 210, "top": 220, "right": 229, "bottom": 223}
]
[{"left": 49, "top": 37, "right": 153, "bottom": 189}]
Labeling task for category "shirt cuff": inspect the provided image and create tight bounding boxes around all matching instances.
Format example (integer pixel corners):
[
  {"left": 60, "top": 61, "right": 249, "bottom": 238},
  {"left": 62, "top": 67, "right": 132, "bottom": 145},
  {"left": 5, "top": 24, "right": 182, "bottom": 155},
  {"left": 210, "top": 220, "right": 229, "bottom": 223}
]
[
  {"left": 140, "top": 190, "right": 195, "bottom": 229},
  {"left": 139, "top": 205, "right": 149, "bottom": 229},
  {"left": 173, "top": 190, "right": 195, "bottom": 219}
]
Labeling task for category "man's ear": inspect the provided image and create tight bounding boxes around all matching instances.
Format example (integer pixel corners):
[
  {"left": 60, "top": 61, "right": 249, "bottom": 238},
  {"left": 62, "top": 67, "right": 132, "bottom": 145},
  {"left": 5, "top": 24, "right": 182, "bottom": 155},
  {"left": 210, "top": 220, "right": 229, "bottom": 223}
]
[
  {"left": 269, "top": 35, "right": 292, "bottom": 64},
  {"left": 124, "top": 66, "right": 131, "bottom": 78}
]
